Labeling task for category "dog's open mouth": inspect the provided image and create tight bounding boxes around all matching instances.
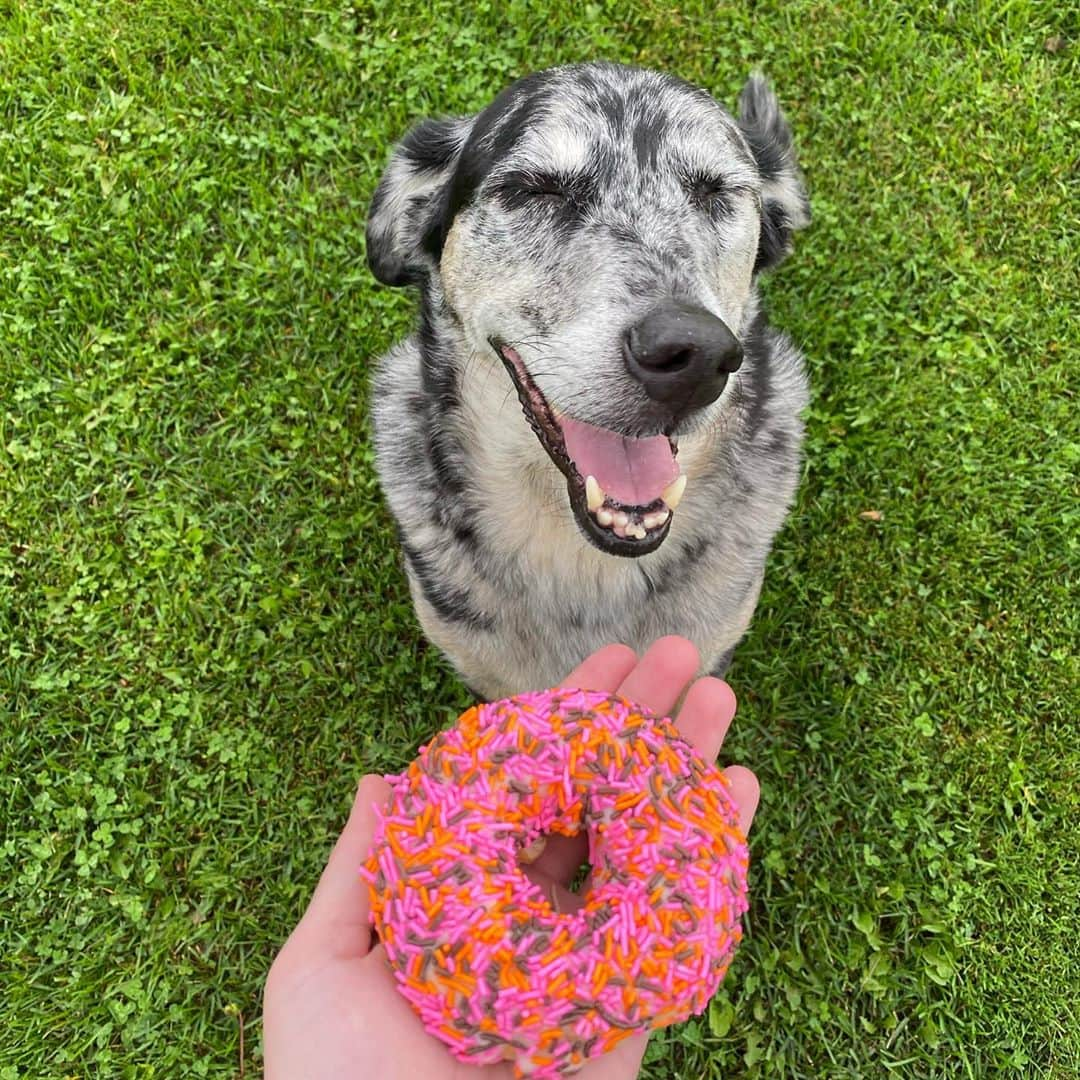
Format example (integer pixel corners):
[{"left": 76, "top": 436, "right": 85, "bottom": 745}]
[{"left": 495, "top": 343, "right": 685, "bottom": 558}]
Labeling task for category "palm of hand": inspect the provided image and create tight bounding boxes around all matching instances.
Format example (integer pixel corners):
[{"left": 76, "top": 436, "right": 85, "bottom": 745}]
[{"left": 264, "top": 638, "right": 758, "bottom": 1080}]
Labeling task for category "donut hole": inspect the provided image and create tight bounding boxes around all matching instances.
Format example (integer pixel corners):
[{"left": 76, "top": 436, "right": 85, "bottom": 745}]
[{"left": 515, "top": 828, "right": 592, "bottom": 915}]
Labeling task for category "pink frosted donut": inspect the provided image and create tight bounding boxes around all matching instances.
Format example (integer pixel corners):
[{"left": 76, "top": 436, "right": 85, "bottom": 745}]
[{"left": 362, "top": 688, "right": 749, "bottom": 1077}]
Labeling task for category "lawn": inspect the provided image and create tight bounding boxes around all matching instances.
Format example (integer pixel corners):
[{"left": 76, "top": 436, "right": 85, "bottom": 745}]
[{"left": 1, "top": 1, "right": 1077, "bottom": 1076}]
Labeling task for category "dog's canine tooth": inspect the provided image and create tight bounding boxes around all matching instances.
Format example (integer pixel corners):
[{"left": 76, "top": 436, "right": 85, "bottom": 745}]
[
  {"left": 662, "top": 474, "right": 687, "bottom": 511},
  {"left": 585, "top": 475, "right": 605, "bottom": 512}
]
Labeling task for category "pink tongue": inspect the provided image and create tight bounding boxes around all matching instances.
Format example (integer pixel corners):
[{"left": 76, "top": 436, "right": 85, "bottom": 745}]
[{"left": 561, "top": 415, "right": 678, "bottom": 506}]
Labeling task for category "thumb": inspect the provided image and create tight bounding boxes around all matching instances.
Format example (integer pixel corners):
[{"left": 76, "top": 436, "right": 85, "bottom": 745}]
[{"left": 290, "top": 773, "right": 392, "bottom": 960}]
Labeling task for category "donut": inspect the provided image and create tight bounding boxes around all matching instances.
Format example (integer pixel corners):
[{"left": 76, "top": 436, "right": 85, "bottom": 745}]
[{"left": 362, "top": 688, "right": 749, "bottom": 1077}]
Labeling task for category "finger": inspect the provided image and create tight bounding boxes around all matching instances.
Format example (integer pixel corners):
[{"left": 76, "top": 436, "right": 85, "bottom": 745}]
[
  {"left": 670, "top": 677, "right": 737, "bottom": 762},
  {"left": 559, "top": 643, "right": 638, "bottom": 692},
  {"left": 291, "top": 774, "right": 392, "bottom": 959},
  {"left": 722, "top": 765, "right": 760, "bottom": 835},
  {"left": 616, "top": 635, "right": 700, "bottom": 717},
  {"left": 525, "top": 831, "right": 589, "bottom": 891}
]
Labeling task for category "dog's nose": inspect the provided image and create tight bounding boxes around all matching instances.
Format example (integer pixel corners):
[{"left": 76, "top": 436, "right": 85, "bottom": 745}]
[{"left": 623, "top": 302, "right": 743, "bottom": 413}]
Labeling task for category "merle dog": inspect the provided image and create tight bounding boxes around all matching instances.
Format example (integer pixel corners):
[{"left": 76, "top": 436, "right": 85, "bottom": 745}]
[{"left": 366, "top": 62, "right": 809, "bottom": 700}]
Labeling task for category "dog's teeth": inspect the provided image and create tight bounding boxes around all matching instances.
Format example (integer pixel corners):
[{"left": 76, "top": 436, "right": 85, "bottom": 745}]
[
  {"left": 630, "top": 524, "right": 647, "bottom": 539},
  {"left": 596, "top": 508, "right": 614, "bottom": 527},
  {"left": 662, "top": 474, "right": 687, "bottom": 511},
  {"left": 613, "top": 511, "right": 629, "bottom": 528},
  {"left": 585, "top": 475, "right": 605, "bottom": 512},
  {"left": 643, "top": 510, "right": 669, "bottom": 530}
]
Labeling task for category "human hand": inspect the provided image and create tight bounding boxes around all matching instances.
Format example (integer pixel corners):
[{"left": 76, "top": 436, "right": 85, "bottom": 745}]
[{"left": 263, "top": 636, "right": 760, "bottom": 1079}]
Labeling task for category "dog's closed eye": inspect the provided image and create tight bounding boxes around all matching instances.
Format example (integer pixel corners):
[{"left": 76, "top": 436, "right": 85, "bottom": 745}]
[
  {"left": 493, "top": 170, "right": 590, "bottom": 213},
  {"left": 521, "top": 177, "right": 570, "bottom": 201},
  {"left": 684, "top": 174, "right": 737, "bottom": 219}
]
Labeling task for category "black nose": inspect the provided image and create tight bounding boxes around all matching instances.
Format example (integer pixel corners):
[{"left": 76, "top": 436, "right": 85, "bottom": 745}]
[{"left": 623, "top": 301, "right": 743, "bottom": 414}]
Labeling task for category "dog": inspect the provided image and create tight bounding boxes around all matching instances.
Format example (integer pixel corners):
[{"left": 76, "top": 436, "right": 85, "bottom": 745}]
[{"left": 366, "top": 62, "right": 810, "bottom": 700}]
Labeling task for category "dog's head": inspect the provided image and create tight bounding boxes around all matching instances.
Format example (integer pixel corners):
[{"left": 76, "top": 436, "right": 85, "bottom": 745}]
[{"left": 367, "top": 63, "right": 808, "bottom": 557}]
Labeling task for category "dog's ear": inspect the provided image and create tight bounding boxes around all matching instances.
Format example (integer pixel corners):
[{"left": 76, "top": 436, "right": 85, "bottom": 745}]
[
  {"left": 366, "top": 115, "right": 475, "bottom": 287},
  {"left": 737, "top": 74, "right": 810, "bottom": 274}
]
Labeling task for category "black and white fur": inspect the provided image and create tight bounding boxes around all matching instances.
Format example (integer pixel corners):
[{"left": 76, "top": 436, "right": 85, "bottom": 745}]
[{"left": 367, "top": 63, "right": 810, "bottom": 700}]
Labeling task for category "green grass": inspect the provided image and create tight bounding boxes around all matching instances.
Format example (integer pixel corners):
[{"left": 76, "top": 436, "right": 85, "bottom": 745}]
[{"left": 1, "top": 1, "right": 1077, "bottom": 1076}]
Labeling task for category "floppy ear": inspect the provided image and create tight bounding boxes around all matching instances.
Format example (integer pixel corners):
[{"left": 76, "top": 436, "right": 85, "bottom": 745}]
[
  {"left": 737, "top": 74, "right": 810, "bottom": 274},
  {"left": 365, "top": 115, "right": 475, "bottom": 287}
]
